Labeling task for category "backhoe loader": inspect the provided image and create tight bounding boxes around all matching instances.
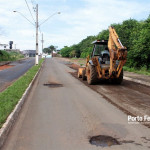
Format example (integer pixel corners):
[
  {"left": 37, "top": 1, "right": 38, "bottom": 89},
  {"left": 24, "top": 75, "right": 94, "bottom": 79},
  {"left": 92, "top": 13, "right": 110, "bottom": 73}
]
[{"left": 78, "top": 26, "right": 127, "bottom": 84}]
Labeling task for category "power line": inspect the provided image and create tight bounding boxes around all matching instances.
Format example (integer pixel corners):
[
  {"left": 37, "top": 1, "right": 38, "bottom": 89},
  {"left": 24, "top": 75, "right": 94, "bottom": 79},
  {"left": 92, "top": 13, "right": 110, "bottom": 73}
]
[
  {"left": 31, "top": 0, "right": 35, "bottom": 6},
  {"left": 31, "top": 0, "right": 36, "bottom": 12},
  {"left": 24, "top": 0, "right": 35, "bottom": 23}
]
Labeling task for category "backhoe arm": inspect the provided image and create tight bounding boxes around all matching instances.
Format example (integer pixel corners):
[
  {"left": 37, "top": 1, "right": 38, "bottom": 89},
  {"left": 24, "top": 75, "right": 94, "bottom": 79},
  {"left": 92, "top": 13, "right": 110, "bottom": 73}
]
[{"left": 108, "top": 26, "right": 127, "bottom": 77}]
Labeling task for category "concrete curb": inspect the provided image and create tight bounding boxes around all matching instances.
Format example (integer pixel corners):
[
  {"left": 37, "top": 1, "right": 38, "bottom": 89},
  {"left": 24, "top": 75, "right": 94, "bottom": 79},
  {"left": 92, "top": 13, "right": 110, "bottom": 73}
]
[
  {"left": 0, "top": 58, "right": 28, "bottom": 66},
  {"left": 0, "top": 60, "right": 45, "bottom": 149},
  {"left": 124, "top": 76, "right": 150, "bottom": 87}
]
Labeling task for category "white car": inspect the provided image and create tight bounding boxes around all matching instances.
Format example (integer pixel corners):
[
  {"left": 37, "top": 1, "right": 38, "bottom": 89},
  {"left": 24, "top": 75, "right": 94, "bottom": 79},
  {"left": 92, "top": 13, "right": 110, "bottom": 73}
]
[{"left": 46, "top": 55, "right": 52, "bottom": 58}]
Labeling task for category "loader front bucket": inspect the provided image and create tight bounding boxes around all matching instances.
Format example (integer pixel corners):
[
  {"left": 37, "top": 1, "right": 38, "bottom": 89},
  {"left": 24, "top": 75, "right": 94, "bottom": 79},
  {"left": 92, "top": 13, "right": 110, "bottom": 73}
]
[{"left": 78, "top": 67, "right": 86, "bottom": 78}]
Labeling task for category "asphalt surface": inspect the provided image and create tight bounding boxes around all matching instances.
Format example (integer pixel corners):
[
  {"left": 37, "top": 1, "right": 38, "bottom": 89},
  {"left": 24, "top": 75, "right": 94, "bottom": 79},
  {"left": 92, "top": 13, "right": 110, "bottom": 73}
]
[
  {"left": 65, "top": 60, "right": 150, "bottom": 121},
  {"left": 2, "top": 58, "right": 150, "bottom": 150},
  {"left": 0, "top": 58, "right": 35, "bottom": 91},
  {"left": 70, "top": 70, "right": 150, "bottom": 120}
]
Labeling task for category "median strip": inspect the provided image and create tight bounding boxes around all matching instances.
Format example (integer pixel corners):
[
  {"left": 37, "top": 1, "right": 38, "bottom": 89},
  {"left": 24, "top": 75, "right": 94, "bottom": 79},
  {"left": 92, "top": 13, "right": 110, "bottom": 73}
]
[{"left": 0, "top": 58, "right": 44, "bottom": 148}]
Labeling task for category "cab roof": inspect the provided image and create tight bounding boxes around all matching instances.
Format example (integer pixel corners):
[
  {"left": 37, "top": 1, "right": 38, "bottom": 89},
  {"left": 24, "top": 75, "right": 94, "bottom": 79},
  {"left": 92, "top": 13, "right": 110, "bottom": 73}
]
[{"left": 92, "top": 40, "right": 108, "bottom": 45}]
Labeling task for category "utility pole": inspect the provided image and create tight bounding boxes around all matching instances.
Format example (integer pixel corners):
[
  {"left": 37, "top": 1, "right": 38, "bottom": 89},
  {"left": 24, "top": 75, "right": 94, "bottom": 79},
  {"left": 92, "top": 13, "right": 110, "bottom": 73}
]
[
  {"left": 41, "top": 33, "right": 44, "bottom": 54},
  {"left": 35, "top": 4, "right": 39, "bottom": 65},
  {"left": 13, "top": 8, "right": 60, "bottom": 65}
]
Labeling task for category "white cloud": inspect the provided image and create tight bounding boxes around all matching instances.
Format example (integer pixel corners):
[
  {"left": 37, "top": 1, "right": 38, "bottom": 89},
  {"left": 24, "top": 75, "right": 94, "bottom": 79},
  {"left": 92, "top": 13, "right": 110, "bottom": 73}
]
[
  {"left": 0, "top": 0, "right": 150, "bottom": 51},
  {"left": 53, "top": 0, "right": 150, "bottom": 48}
]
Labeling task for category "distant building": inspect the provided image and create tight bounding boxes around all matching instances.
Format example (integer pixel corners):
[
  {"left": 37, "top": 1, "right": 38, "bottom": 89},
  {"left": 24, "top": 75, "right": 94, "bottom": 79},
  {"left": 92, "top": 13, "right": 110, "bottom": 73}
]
[
  {"left": 5, "top": 49, "right": 20, "bottom": 53},
  {"left": 0, "top": 44, "right": 8, "bottom": 50},
  {"left": 22, "top": 50, "right": 36, "bottom": 57},
  {"left": 52, "top": 50, "right": 60, "bottom": 57},
  {"left": 56, "top": 49, "right": 60, "bottom": 53}
]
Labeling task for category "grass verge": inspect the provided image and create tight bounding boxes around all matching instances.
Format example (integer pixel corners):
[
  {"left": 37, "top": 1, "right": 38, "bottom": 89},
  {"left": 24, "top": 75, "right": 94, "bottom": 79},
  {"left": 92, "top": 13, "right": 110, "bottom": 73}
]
[
  {"left": 123, "top": 66, "right": 150, "bottom": 76},
  {"left": 0, "top": 58, "right": 44, "bottom": 128},
  {"left": 70, "top": 58, "right": 86, "bottom": 66}
]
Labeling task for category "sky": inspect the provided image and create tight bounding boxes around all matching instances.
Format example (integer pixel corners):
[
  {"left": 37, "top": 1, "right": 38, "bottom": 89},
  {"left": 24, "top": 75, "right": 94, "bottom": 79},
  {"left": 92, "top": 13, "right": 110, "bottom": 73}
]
[{"left": 0, "top": 0, "right": 150, "bottom": 53}]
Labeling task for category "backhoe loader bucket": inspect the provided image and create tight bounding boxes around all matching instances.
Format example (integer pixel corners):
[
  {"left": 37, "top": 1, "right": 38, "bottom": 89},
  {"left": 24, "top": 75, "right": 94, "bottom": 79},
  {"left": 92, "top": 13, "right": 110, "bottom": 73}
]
[{"left": 78, "top": 67, "right": 86, "bottom": 78}]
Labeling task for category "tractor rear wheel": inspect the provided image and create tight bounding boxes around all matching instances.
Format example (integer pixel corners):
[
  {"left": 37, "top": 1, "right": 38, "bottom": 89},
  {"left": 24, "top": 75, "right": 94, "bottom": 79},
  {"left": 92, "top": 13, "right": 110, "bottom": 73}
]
[{"left": 87, "top": 64, "right": 97, "bottom": 85}]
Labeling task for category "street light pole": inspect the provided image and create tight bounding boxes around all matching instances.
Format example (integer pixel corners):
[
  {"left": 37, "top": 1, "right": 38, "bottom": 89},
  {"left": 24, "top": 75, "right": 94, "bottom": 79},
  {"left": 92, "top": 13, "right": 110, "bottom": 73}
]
[
  {"left": 35, "top": 4, "right": 39, "bottom": 65},
  {"left": 13, "top": 8, "right": 61, "bottom": 65}
]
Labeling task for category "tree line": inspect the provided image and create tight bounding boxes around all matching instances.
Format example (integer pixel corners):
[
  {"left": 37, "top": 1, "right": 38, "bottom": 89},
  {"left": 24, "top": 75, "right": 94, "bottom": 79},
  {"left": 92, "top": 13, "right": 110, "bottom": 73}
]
[{"left": 60, "top": 16, "right": 150, "bottom": 70}]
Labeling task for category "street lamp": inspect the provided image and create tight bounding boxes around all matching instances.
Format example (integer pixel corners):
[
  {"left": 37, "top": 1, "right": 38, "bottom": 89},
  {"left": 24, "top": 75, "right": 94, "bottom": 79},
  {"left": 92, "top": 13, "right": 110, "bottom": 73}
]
[
  {"left": 13, "top": 11, "right": 35, "bottom": 26},
  {"left": 40, "top": 12, "right": 61, "bottom": 55},
  {"left": 39, "top": 12, "right": 61, "bottom": 26},
  {"left": 13, "top": 7, "right": 61, "bottom": 65}
]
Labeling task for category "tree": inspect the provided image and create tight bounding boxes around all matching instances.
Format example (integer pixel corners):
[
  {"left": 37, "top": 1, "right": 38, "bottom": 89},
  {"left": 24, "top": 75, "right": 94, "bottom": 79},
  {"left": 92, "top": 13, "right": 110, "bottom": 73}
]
[
  {"left": 43, "top": 48, "right": 51, "bottom": 54},
  {"left": 60, "top": 46, "right": 72, "bottom": 57},
  {"left": 69, "top": 50, "right": 76, "bottom": 57},
  {"left": 43, "top": 45, "right": 56, "bottom": 54},
  {"left": 49, "top": 45, "right": 56, "bottom": 52},
  {"left": 128, "top": 18, "right": 150, "bottom": 69},
  {"left": 97, "top": 29, "right": 109, "bottom": 40}
]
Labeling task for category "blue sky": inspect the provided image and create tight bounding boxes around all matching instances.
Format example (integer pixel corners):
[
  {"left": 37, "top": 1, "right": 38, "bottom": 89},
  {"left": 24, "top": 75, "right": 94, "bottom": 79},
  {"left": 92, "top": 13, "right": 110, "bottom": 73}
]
[{"left": 0, "top": 0, "right": 150, "bottom": 53}]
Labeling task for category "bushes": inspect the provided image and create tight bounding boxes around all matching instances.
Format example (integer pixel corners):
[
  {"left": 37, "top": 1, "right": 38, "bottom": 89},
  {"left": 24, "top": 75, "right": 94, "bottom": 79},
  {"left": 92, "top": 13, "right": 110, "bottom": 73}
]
[
  {"left": 0, "top": 50, "right": 24, "bottom": 62},
  {"left": 0, "top": 50, "right": 11, "bottom": 61}
]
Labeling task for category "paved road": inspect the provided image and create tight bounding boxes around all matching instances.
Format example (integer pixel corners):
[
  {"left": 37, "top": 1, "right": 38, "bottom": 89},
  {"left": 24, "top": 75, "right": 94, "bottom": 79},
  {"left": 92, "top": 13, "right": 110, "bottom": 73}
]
[
  {"left": 0, "top": 58, "right": 35, "bottom": 91},
  {"left": 63, "top": 58, "right": 150, "bottom": 119},
  {"left": 2, "top": 58, "right": 150, "bottom": 150},
  {"left": 71, "top": 70, "right": 150, "bottom": 119}
]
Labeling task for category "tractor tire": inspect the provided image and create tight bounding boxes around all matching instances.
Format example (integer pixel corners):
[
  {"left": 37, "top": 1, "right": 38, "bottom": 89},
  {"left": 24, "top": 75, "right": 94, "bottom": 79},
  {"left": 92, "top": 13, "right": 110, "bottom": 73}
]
[
  {"left": 87, "top": 64, "right": 97, "bottom": 85},
  {"left": 82, "top": 69, "right": 87, "bottom": 81},
  {"left": 112, "top": 69, "right": 123, "bottom": 84}
]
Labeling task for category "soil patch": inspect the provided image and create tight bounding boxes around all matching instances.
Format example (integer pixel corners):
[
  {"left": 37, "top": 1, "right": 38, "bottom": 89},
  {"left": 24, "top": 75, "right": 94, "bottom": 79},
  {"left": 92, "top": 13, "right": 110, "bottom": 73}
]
[{"left": 0, "top": 65, "right": 14, "bottom": 71}]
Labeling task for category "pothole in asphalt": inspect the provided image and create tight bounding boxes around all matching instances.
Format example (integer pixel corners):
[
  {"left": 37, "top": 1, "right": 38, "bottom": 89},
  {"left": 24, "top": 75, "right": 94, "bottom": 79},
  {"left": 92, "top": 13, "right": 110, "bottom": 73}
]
[
  {"left": 43, "top": 82, "right": 63, "bottom": 88},
  {"left": 89, "top": 135, "right": 120, "bottom": 147}
]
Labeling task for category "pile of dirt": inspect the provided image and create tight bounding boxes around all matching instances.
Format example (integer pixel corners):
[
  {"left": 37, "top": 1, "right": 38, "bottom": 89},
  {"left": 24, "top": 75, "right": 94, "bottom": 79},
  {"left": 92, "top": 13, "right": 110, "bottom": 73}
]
[
  {"left": 0, "top": 65, "right": 14, "bottom": 71},
  {"left": 67, "top": 63, "right": 80, "bottom": 71}
]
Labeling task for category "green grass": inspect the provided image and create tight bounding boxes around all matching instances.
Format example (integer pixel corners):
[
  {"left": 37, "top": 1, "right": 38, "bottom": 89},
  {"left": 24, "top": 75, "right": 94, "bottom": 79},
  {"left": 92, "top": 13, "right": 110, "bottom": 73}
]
[
  {"left": 71, "top": 57, "right": 78, "bottom": 60},
  {"left": 9, "top": 51, "right": 24, "bottom": 61},
  {"left": 70, "top": 58, "right": 86, "bottom": 66},
  {"left": 123, "top": 66, "right": 150, "bottom": 76},
  {"left": 0, "top": 59, "right": 44, "bottom": 128}
]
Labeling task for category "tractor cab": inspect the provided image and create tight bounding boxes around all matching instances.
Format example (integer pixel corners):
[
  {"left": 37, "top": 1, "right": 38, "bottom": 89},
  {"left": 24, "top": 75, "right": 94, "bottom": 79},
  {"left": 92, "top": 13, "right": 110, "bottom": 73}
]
[{"left": 91, "top": 40, "right": 110, "bottom": 66}]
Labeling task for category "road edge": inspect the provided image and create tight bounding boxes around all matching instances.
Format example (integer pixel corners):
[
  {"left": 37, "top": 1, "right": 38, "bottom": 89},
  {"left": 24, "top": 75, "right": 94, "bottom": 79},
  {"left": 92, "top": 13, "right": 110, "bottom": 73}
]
[
  {"left": 0, "top": 59, "right": 45, "bottom": 149},
  {"left": 0, "top": 57, "right": 28, "bottom": 66},
  {"left": 0, "top": 61, "right": 11, "bottom": 66},
  {"left": 124, "top": 76, "right": 150, "bottom": 87}
]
